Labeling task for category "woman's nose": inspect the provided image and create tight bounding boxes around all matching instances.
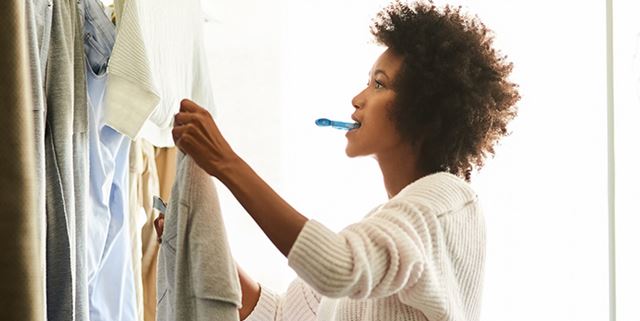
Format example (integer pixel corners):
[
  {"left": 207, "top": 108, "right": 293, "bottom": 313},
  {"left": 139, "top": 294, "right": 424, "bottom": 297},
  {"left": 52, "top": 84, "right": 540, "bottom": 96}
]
[{"left": 351, "top": 88, "right": 366, "bottom": 109}]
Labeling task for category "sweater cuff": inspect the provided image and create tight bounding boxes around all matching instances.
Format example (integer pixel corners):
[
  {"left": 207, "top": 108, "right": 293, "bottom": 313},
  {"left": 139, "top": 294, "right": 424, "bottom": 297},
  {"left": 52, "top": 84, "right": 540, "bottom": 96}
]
[
  {"left": 287, "top": 220, "right": 353, "bottom": 297},
  {"left": 104, "top": 72, "right": 160, "bottom": 140},
  {"left": 244, "top": 284, "right": 280, "bottom": 321}
]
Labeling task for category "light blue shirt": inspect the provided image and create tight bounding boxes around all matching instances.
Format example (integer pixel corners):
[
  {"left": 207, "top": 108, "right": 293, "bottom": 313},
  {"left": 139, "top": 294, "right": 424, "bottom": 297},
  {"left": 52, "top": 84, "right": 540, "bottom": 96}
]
[{"left": 84, "top": 0, "right": 138, "bottom": 320}]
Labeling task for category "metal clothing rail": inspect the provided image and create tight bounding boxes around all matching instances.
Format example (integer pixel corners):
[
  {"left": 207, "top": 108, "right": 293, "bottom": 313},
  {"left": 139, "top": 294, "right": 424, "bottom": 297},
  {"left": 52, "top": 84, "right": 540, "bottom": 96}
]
[{"left": 605, "top": 0, "right": 616, "bottom": 320}]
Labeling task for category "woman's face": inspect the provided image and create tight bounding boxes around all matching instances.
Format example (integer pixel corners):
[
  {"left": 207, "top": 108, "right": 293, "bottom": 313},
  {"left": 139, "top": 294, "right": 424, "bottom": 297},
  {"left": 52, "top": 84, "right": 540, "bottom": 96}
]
[{"left": 346, "top": 48, "right": 407, "bottom": 159}]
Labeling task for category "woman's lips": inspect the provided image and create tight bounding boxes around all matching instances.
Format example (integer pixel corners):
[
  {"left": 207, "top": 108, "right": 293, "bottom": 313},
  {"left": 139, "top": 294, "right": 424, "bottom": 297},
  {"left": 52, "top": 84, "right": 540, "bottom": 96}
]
[{"left": 346, "top": 124, "right": 360, "bottom": 137}]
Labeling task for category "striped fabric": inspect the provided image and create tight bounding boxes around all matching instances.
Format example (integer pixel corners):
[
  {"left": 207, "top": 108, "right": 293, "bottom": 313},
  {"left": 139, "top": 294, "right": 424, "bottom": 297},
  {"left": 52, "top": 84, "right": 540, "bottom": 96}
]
[
  {"left": 105, "top": 0, "right": 214, "bottom": 147},
  {"left": 104, "top": 0, "right": 159, "bottom": 139},
  {"left": 247, "top": 172, "right": 486, "bottom": 321}
]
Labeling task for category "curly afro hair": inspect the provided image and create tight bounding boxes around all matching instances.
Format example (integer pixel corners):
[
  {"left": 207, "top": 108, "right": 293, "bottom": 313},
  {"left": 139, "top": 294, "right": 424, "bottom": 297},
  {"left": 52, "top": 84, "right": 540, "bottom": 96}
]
[{"left": 371, "top": 1, "right": 520, "bottom": 181}]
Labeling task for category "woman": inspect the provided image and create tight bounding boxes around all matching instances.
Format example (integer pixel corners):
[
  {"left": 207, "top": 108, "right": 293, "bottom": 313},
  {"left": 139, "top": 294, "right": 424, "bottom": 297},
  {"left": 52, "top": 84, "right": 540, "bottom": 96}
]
[{"left": 163, "top": 1, "right": 519, "bottom": 320}]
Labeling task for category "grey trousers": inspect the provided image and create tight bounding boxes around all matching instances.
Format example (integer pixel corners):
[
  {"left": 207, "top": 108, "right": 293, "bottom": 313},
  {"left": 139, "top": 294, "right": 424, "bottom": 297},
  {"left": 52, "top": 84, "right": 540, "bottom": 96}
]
[
  {"left": 45, "top": 0, "right": 89, "bottom": 320},
  {"left": 73, "top": 0, "right": 89, "bottom": 318},
  {"left": 0, "top": 0, "right": 43, "bottom": 320}
]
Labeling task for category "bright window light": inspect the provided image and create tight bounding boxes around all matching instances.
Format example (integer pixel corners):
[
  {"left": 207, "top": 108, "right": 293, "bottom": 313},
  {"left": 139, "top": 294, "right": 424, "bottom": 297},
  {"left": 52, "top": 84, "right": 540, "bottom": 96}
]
[{"left": 614, "top": 1, "right": 640, "bottom": 320}]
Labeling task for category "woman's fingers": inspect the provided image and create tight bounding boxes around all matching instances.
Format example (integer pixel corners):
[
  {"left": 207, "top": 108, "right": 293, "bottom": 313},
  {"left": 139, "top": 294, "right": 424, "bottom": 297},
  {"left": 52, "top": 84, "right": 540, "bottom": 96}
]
[
  {"left": 175, "top": 100, "right": 216, "bottom": 136},
  {"left": 172, "top": 97, "right": 236, "bottom": 177},
  {"left": 154, "top": 214, "right": 164, "bottom": 243},
  {"left": 174, "top": 112, "right": 196, "bottom": 126},
  {"left": 180, "top": 98, "right": 201, "bottom": 113},
  {"left": 172, "top": 124, "right": 188, "bottom": 143},
  {"left": 172, "top": 124, "right": 197, "bottom": 155}
]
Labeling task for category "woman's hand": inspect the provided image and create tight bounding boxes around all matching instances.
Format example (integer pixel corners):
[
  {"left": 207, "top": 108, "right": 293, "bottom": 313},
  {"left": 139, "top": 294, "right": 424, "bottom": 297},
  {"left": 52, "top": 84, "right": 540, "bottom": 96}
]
[
  {"left": 172, "top": 99, "right": 238, "bottom": 178},
  {"left": 174, "top": 99, "right": 308, "bottom": 257},
  {"left": 154, "top": 214, "right": 164, "bottom": 243}
]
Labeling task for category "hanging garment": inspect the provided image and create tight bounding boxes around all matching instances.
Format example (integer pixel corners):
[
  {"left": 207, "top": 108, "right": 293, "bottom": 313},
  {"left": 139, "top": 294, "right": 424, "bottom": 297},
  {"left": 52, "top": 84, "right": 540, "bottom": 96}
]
[
  {"left": 24, "top": 0, "right": 53, "bottom": 318},
  {"left": 0, "top": 1, "right": 43, "bottom": 320},
  {"left": 129, "top": 145, "right": 178, "bottom": 321},
  {"left": 83, "top": 0, "right": 138, "bottom": 320},
  {"left": 73, "top": 0, "right": 90, "bottom": 318},
  {"left": 155, "top": 147, "right": 178, "bottom": 201},
  {"left": 105, "top": 0, "right": 215, "bottom": 146},
  {"left": 157, "top": 152, "right": 242, "bottom": 321},
  {"left": 44, "top": 0, "right": 89, "bottom": 319},
  {"left": 148, "top": 147, "right": 177, "bottom": 321},
  {"left": 129, "top": 139, "right": 161, "bottom": 321}
]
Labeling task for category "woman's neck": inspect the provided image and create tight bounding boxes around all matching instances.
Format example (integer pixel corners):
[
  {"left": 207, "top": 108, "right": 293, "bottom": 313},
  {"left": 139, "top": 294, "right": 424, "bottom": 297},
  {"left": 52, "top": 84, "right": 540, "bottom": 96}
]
[{"left": 375, "top": 147, "right": 423, "bottom": 199}]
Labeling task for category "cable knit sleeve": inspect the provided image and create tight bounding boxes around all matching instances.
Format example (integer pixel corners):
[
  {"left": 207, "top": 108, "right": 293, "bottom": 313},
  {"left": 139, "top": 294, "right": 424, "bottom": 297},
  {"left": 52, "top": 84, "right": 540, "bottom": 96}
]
[
  {"left": 287, "top": 198, "right": 444, "bottom": 301},
  {"left": 245, "top": 278, "right": 320, "bottom": 321},
  {"left": 244, "top": 286, "right": 280, "bottom": 321},
  {"left": 250, "top": 173, "right": 483, "bottom": 320}
]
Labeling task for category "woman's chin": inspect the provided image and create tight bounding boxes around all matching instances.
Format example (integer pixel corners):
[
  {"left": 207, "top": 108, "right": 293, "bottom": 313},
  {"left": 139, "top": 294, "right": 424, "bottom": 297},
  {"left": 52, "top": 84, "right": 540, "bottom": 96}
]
[
  {"left": 345, "top": 146, "right": 356, "bottom": 158},
  {"left": 345, "top": 145, "right": 362, "bottom": 158}
]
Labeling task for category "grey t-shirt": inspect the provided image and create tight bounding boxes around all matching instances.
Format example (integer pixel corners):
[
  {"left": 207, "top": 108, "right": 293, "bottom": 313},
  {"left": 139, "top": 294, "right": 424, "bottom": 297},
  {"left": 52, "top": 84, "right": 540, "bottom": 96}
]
[{"left": 157, "top": 152, "right": 242, "bottom": 321}]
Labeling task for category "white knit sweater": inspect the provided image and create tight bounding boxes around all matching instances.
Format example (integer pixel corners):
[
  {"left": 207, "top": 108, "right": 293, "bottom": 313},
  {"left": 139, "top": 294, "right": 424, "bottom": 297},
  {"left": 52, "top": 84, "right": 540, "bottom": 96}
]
[{"left": 245, "top": 172, "right": 486, "bottom": 321}]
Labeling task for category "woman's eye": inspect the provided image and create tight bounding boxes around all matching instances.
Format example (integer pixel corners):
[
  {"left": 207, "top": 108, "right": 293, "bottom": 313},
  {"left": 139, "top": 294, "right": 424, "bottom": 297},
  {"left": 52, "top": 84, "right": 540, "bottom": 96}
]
[{"left": 374, "top": 80, "right": 384, "bottom": 89}]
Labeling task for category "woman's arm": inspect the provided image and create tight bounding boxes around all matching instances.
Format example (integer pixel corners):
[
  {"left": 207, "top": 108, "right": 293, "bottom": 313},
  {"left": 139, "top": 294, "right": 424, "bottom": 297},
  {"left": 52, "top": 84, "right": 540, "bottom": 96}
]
[
  {"left": 172, "top": 99, "right": 308, "bottom": 256},
  {"left": 217, "top": 157, "right": 308, "bottom": 256},
  {"left": 237, "top": 264, "right": 260, "bottom": 320}
]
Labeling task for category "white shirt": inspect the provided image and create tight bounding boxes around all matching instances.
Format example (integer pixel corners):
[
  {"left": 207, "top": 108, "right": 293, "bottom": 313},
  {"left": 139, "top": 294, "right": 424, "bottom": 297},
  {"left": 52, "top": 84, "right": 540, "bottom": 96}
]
[{"left": 106, "top": 0, "right": 214, "bottom": 146}]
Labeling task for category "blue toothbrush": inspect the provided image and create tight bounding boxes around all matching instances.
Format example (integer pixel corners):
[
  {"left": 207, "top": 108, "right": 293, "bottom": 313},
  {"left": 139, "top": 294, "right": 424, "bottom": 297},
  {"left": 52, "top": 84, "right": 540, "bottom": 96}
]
[{"left": 315, "top": 118, "right": 361, "bottom": 130}]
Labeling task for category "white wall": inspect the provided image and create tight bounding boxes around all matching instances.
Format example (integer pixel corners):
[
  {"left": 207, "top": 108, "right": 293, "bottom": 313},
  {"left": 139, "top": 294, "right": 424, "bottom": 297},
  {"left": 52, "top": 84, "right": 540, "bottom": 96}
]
[
  {"left": 201, "top": 0, "right": 293, "bottom": 290},
  {"left": 203, "top": 1, "right": 615, "bottom": 320},
  {"left": 454, "top": 1, "right": 609, "bottom": 320}
]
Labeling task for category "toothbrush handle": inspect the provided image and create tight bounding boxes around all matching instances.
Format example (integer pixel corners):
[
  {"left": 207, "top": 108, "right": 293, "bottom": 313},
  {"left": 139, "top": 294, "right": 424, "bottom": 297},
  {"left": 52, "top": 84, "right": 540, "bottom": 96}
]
[{"left": 331, "top": 121, "right": 356, "bottom": 130}]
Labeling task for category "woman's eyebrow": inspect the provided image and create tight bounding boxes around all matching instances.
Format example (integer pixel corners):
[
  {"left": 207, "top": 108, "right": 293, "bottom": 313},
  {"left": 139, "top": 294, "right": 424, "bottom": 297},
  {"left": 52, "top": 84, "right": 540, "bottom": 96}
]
[{"left": 374, "top": 69, "right": 389, "bottom": 80}]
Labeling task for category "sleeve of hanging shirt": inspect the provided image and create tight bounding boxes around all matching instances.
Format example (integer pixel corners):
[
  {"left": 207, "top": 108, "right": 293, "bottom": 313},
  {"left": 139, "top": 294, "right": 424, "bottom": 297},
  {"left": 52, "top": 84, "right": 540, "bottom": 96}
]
[{"left": 103, "top": 0, "right": 160, "bottom": 139}]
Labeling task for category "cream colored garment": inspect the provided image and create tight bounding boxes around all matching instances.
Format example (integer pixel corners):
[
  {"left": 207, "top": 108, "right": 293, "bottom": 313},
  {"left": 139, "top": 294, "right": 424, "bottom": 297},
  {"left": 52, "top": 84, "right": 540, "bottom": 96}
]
[
  {"left": 137, "top": 146, "right": 177, "bottom": 321},
  {"left": 106, "top": 0, "right": 214, "bottom": 146},
  {"left": 129, "top": 139, "right": 160, "bottom": 321},
  {"left": 129, "top": 143, "right": 178, "bottom": 321},
  {"left": 0, "top": 1, "right": 42, "bottom": 319},
  {"left": 246, "top": 172, "right": 486, "bottom": 321},
  {"left": 155, "top": 147, "right": 177, "bottom": 201}
]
